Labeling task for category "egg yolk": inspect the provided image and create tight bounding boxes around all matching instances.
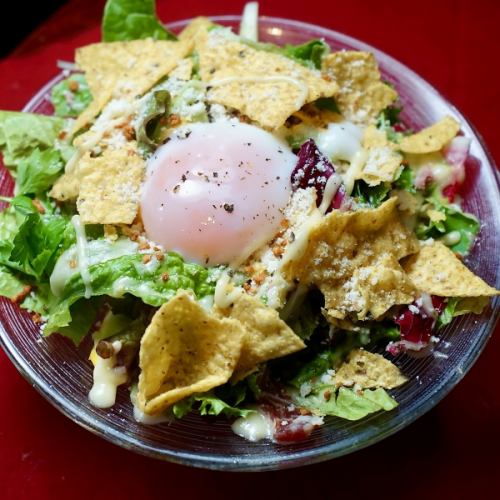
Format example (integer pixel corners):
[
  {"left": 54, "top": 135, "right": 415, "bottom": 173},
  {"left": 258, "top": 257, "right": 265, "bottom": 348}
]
[{"left": 140, "top": 122, "right": 297, "bottom": 265}]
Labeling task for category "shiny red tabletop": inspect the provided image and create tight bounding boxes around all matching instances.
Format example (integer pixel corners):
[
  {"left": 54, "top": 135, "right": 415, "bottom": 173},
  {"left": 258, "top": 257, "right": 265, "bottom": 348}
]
[{"left": 0, "top": 1, "right": 498, "bottom": 498}]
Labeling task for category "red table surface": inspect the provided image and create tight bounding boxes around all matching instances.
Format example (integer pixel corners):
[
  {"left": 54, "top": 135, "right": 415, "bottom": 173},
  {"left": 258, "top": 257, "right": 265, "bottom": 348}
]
[{"left": 0, "top": 0, "right": 499, "bottom": 498}]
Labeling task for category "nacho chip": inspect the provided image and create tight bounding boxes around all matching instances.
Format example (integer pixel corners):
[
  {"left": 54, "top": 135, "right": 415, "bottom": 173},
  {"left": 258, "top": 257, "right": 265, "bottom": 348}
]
[
  {"left": 73, "top": 39, "right": 190, "bottom": 132},
  {"left": 334, "top": 348, "right": 407, "bottom": 389},
  {"left": 283, "top": 197, "right": 418, "bottom": 320},
  {"left": 76, "top": 143, "right": 145, "bottom": 224},
  {"left": 322, "top": 51, "right": 397, "bottom": 123},
  {"left": 359, "top": 146, "right": 403, "bottom": 186},
  {"left": 219, "top": 293, "right": 305, "bottom": 382},
  {"left": 195, "top": 29, "right": 337, "bottom": 129},
  {"left": 399, "top": 116, "right": 460, "bottom": 154},
  {"left": 138, "top": 291, "right": 246, "bottom": 415},
  {"left": 169, "top": 58, "right": 194, "bottom": 81},
  {"left": 178, "top": 16, "right": 214, "bottom": 43},
  {"left": 403, "top": 240, "right": 499, "bottom": 297}
]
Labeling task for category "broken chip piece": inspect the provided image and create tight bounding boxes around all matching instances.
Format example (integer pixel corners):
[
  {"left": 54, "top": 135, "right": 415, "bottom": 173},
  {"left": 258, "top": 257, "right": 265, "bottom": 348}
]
[
  {"left": 283, "top": 197, "right": 419, "bottom": 320},
  {"left": 322, "top": 51, "right": 397, "bottom": 123},
  {"left": 334, "top": 349, "right": 408, "bottom": 389},
  {"left": 400, "top": 116, "right": 460, "bottom": 154},
  {"left": 195, "top": 28, "right": 338, "bottom": 129},
  {"left": 403, "top": 240, "right": 499, "bottom": 297}
]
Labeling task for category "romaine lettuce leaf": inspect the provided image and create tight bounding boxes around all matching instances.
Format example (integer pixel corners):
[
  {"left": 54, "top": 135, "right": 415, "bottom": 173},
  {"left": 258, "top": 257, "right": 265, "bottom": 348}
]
[
  {"left": 0, "top": 265, "right": 28, "bottom": 300},
  {"left": 281, "top": 39, "right": 330, "bottom": 70},
  {"left": 44, "top": 250, "right": 216, "bottom": 338},
  {"left": 172, "top": 393, "right": 255, "bottom": 419},
  {"left": 15, "top": 148, "right": 64, "bottom": 196},
  {"left": 51, "top": 74, "right": 92, "bottom": 118},
  {"left": 0, "top": 196, "right": 75, "bottom": 281},
  {"left": 0, "top": 111, "right": 66, "bottom": 168},
  {"left": 295, "top": 386, "right": 398, "bottom": 420},
  {"left": 415, "top": 192, "right": 479, "bottom": 255},
  {"left": 437, "top": 296, "right": 490, "bottom": 328},
  {"left": 102, "top": 0, "right": 176, "bottom": 42},
  {"left": 393, "top": 166, "right": 416, "bottom": 193},
  {"left": 135, "top": 89, "right": 170, "bottom": 153},
  {"left": 352, "top": 180, "right": 391, "bottom": 208}
]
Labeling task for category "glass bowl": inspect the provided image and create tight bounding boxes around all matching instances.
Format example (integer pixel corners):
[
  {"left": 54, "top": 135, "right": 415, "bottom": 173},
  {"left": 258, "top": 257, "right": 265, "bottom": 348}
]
[{"left": 0, "top": 16, "right": 498, "bottom": 472}]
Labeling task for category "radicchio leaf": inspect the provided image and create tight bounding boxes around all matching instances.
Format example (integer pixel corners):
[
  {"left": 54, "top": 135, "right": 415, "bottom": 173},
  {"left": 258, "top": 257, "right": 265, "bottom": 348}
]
[
  {"left": 387, "top": 295, "right": 446, "bottom": 354},
  {"left": 291, "top": 139, "right": 346, "bottom": 211}
]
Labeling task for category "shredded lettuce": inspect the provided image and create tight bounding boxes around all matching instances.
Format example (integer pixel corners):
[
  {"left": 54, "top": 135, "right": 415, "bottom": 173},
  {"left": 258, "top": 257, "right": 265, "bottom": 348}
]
[
  {"left": 295, "top": 386, "right": 398, "bottom": 420},
  {"left": 102, "top": 0, "right": 176, "bottom": 42},
  {"left": 51, "top": 74, "right": 92, "bottom": 118},
  {"left": 0, "top": 111, "right": 66, "bottom": 168}
]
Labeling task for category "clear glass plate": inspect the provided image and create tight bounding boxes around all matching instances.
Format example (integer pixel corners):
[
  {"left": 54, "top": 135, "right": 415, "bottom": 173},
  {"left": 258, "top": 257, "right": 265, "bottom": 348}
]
[{"left": 0, "top": 16, "right": 498, "bottom": 471}]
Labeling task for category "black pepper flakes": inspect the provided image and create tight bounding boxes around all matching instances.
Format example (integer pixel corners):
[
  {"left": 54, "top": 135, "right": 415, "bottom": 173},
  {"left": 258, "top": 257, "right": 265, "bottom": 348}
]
[{"left": 223, "top": 203, "right": 234, "bottom": 213}]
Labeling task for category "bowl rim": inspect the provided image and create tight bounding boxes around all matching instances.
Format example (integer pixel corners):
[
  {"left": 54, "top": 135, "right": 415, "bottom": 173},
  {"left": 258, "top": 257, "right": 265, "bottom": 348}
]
[{"left": 0, "top": 14, "right": 499, "bottom": 472}]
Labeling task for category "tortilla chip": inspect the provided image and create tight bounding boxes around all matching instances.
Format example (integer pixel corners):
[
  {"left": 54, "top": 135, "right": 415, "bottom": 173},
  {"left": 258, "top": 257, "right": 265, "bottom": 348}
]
[
  {"left": 169, "top": 58, "right": 194, "bottom": 81},
  {"left": 138, "top": 291, "right": 246, "bottom": 415},
  {"left": 50, "top": 166, "right": 80, "bottom": 201},
  {"left": 195, "top": 29, "right": 337, "bottom": 129},
  {"left": 178, "top": 16, "right": 214, "bottom": 43},
  {"left": 334, "top": 348, "right": 407, "bottom": 389},
  {"left": 219, "top": 293, "right": 305, "bottom": 382},
  {"left": 322, "top": 51, "right": 397, "bottom": 123},
  {"left": 72, "top": 39, "right": 190, "bottom": 132},
  {"left": 399, "top": 116, "right": 460, "bottom": 154},
  {"left": 403, "top": 240, "right": 499, "bottom": 297},
  {"left": 283, "top": 197, "right": 418, "bottom": 320},
  {"left": 359, "top": 146, "right": 403, "bottom": 186},
  {"left": 76, "top": 144, "right": 145, "bottom": 224}
]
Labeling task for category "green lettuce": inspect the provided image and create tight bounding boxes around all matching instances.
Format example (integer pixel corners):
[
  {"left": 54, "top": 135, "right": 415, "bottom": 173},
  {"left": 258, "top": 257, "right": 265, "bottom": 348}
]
[
  {"left": 15, "top": 148, "right": 64, "bottom": 196},
  {"left": 281, "top": 39, "right": 330, "bottom": 70},
  {"left": 0, "top": 196, "right": 75, "bottom": 281},
  {"left": 393, "top": 166, "right": 416, "bottom": 192},
  {"left": 437, "top": 296, "right": 490, "bottom": 328},
  {"left": 0, "top": 111, "right": 66, "bottom": 168},
  {"left": 135, "top": 89, "right": 171, "bottom": 153},
  {"left": 416, "top": 192, "right": 480, "bottom": 255},
  {"left": 295, "top": 386, "right": 398, "bottom": 420},
  {"left": 352, "top": 180, "right": 391, "bottom": 208},
  {"left": 45, "top": 250, "right": 216, "bottom": 339},
  {"left": 172, "top": 393, "right": 255, "bottom": 419},
  {"left": 51, "top": 74, "right": 92, "bottom": 118},
  {"left": 102, "top": 0, "right": 176, "bottom": 42},
  {"left": 0, "top": 265, "right": 28, "bottom": 300}
]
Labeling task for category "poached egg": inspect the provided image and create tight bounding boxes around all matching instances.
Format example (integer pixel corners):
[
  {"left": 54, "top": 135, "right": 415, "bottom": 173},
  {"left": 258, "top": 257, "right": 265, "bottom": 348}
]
[{"left": 140, "top": 122, "right": 297, "bottom": 265}]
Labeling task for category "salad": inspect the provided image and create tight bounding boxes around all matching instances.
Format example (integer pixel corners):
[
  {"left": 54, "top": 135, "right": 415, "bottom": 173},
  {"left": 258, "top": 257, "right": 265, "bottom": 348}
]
[{"left": 0, "top": 0, "right": 498, "bottom": 444}]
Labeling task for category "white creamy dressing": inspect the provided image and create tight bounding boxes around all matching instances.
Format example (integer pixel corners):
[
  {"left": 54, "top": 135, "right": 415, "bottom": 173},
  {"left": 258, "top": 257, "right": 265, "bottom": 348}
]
[
  {"left": 71, "top": 215, "right": 92, "bottom": 299},
  {"left": 50, "top": 237, "right": 138, "bottom": 297},
  {"left": 441, "top": 230, "right": 461, "bottom": 246},
  {"left": 316, "top": 121, "right": 363, "bottom": 163},
  {"left": 318, "top": 173, "right": 343, "bottom": 215},
  {"left": 130, "top": 387, "right": 171, "bottom": 425},
  {"left": 214, "top": 272, "right": 244, "bottom": 308},
  {"left": 66, "top": 99, "right": 138, "bottom": 174},
  {"left": 88, "top": 347, "right": 128, "bottom": 409},
  {"left": 280, "top": 208, "right": 322, "bottom": 270},
  {"left": 408, "top": 152, "right": 454, "bottom": 190},
  {"left": 342, "top": 149, "right": 369, "bottom": 196},
  {"left": 208, "top": 76, "right": 309, "bottom": 110},
  {"left": 231, "top": 409, "right": 274, "bottom": 442}
]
